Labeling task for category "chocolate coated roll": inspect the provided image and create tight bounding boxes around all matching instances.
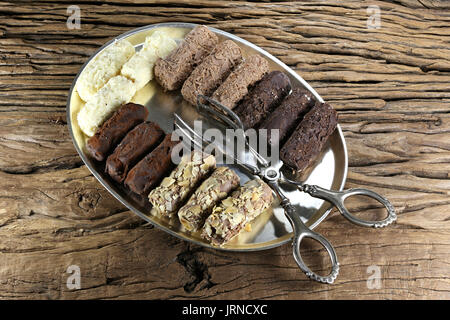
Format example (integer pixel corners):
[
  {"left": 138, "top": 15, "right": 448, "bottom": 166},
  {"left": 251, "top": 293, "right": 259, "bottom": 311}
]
[
  {"left": 234, "top": 71, "right": 291, "bottom": 129},
  {"left": 86, "top": 103, "right": 148, "bottom": 161},
  {"left": 105, "top": 122, "right": 165, "bottom": 183},
  {"left": 154, "top": 25, "right": 219, "bottom": 91},
  {"left": 211, "top": 55, "right": 269, "bottom": 109},
  {"left": 124, "top": 133, "right": 179, "bottom": 195},
  {"left": 280, "top": 102, "right": 338, "bottom": 172},
  {"left": 181, "top": 40, "right": 243, "bottom": 105},
  {"left": 202, "top": 178, "right": 273, "bottom": 246},
  {"left": 178, "top": 166, "right": 240, "bottom": 232},
  {"left": 149, "top": 151, "right": 216, "bottom": 217},
  {"left": 259, "top": 87, "right": 315, "bottom": 145}
]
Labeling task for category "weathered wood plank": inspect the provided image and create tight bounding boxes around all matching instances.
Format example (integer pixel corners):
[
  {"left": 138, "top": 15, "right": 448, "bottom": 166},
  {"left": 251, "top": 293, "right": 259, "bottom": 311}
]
[{"left": 0, "top": 0, "right": 449, "bottom": 299}]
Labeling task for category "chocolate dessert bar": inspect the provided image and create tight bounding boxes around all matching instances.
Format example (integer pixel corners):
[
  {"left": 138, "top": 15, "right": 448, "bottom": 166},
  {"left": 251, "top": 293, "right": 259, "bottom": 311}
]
[
  {"left": 181, "top": 40, "right": 243, "bottom": 105},
  {"left": 211, "top": 55, "right": 269, "bottom": 109},
  {"left": 86, "top": 103, "right": 148, "bottom": 161},
  {"left": 280, "top": 102, "right": 338, "bottom": 172},
  {"left": 124, "top": 133, "right": 179, "bottom": 195},
  {"left": 154, "top": 25, "right": 218, "bottom": 91},
  {"left": 259, "top": 87, "right": 315, "bottom": 145},
  {"left": 105, "top": 121, "right": 165, "bottom": 183},
  {"left": 234, "top": 71, "right": 291, "bottom": 129}
]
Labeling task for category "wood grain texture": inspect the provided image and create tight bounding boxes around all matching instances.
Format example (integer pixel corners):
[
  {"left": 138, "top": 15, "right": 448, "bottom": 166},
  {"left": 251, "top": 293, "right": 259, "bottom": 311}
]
[{"left": 0, "top": 0, "right": 449, "bottom": 299}]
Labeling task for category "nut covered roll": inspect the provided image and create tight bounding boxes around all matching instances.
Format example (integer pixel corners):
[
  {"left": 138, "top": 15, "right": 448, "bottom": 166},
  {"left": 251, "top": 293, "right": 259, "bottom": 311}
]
[
  {"left": 234, "top": 71, "right": 291, "bottom": 129},
  {"left": 211, "top": 55, "right": 269, "bottom": 110},
  {"left": 178, "top": 166, "right": 240, "bottom": 232},
  {"left": 105, "top": 122, "right": 165, "bottom": 183},
  {"left": 280, "top": 102, "right": 338, "bottom": 172},
  {"left": 86, "top": 103, "right": 148, "bottom": 161},
  {"left": 202, "top": 178, "right": 274, "bottom": 246},
  {"left": 181, "top": 40, "right": 243, "bottom": 105},
  {"left": 149, "top": 151, "right": 216, "bottom": 217},
  {"left": 124, "top": 133, "right": 179, "bottom": 195},
  {"left": 154, "top": 25, "right": 219, "bottom": 91},
  {"left": 259, "top": 87, "right": 315, "bottom": 145}
]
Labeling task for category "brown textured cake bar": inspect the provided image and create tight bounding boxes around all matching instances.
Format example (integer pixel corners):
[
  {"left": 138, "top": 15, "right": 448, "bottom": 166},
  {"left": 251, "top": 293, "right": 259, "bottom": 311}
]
[
  {"left": 178, "top": 166, "right": 240, "bottom": 232},
  {"left": 149, "top": 151, "right": 216, "bottom": 217},
  {"left": 259, "top": 87, "right": 315, "bottom": 146},
  {"left": 124, "top": 133, "right": 178, "bottom": 195},
  {"left": 280, "top": 102, "right": 338, "bottom": 172},
  {"left": 154, "top": 25, "right": 218, "bottom": 91},
  {"left": 86, "top": 103, "right": 148, "bottom": 161},
  {"left": 234, "top": 71, "right": 291, "bottom": 129},
  {"left": 202, "top": 178, "right": 273, "bottom": 246},
  {"left": 105, "top": 122, "right": 165, "bottom": 183},
  {"left": 181, "top": 40, "right": 243, "bottom": 105},
  {"left": 211, "top": 55, "right": 269, "bottom": 109}
]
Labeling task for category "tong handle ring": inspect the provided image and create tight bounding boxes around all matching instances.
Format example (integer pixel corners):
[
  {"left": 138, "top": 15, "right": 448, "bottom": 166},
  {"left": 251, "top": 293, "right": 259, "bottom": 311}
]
[
  {"left": 283, "top": 201, "right": 339, "bottom": 284},
  {"left": 304, "top": 185, "right": 397, "bottom": 228}
]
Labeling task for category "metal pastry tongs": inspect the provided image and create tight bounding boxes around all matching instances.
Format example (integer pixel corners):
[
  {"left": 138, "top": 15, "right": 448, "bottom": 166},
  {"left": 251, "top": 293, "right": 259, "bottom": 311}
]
[{"left": 174, "top": 94, "right": 397, "bottom": 284}]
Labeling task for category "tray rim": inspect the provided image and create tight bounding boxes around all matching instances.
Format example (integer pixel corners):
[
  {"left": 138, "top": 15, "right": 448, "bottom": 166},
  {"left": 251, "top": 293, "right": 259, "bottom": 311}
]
[{"left": 66, "top": 22, "right": 349, "bottom": 252}]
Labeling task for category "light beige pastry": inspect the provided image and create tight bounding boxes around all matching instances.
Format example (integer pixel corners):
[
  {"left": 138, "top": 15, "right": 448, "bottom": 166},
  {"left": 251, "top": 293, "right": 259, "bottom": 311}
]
[
  {"left": 121, "top": 30, "right": 177, "bottom": 90},
  {"left": 76, "top": 39, "right": 135, "bottom": 102},
  {"left": 77, "top": 75, "right": 137, "bottom": 137}
]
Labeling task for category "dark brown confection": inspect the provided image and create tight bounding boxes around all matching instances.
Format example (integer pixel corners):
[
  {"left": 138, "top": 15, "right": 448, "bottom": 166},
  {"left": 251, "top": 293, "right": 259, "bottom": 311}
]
[
  {"left": 181, "top": 40, "right": 243, "bottom": 105},
  {"left": 105, "top": 122, "right": 165, "bottom": 184},
  {"left": 86, "top": 103, "right": 148, "bottom": 161},
  {"left": 154, "top": 25, "right": 218, "bottom": 91},
  {"left": 259, "top": 87, "right": 315, "bottom": 146},
  {"left": 280, "top": 102, "right": 338, "bottom": 172},
  {"left": 124, "top": 133, "right": 179, "bottom": 196},
  {"left": 211, "top": 55, "right": 269, "bottom": 109},
  {"left": 234, "top": 71, "right": 291, "bottom": 129}
]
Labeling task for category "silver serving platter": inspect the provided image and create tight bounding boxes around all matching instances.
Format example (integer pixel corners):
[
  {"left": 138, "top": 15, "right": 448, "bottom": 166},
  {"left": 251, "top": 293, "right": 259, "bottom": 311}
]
[{"left": 66, "top": 22, "right": 348, "bottom": 251}]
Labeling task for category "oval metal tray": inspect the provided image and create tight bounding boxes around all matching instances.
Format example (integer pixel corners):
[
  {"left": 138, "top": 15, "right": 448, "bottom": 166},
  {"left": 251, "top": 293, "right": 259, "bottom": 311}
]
[{"left": 66, "top": 22, "right": 348, "bottom": 251}]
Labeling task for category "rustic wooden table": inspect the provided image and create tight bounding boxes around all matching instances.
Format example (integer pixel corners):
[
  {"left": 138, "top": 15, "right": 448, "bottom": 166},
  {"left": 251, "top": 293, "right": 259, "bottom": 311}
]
[{"left": 0, "top": 0, "right": 449, "bottom": 300}]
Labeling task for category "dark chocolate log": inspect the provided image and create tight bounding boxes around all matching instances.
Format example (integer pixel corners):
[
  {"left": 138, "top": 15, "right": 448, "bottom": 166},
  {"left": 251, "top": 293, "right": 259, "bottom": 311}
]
[
  {"left": 124, "top": 133, "right": 179, "bottom": 196},
  {"left": 259, "top": 87, "right": 315, "bottom": 145},
  {"left": 181, "top": 40, "right": 243, "bottom": 105},
  {"left": 280, "top": 102, "right": 338, "bottom": 172},
  {"left": 105, "top": 122, "right": 165, "bottom": 183},
  {"left": 234, "top": 71, "right": 291, "bottom": 129},
  {"left": 211, "top": 55, "right": 269, "bottom": 109},
  {"left": 154, "top": 25, "right": 219, "bottom": 91},
  {"left": 85, "top": 103, "right": 148, "bottom": 161}
]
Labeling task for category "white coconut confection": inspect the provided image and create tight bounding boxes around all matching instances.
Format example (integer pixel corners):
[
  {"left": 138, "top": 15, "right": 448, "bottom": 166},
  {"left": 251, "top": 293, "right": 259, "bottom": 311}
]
[
  {"left": 121, "top": 30, "right": 177, "bottom": 90},
  {"left": 77, "top": 75, "right": 137, "bottom": 137},
  {"left": 76, "top": 39, "right": 135, "bottom": 102}
]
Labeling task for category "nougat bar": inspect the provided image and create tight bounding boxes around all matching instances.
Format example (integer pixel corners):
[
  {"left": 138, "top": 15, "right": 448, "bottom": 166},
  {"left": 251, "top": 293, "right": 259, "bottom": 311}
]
[
  {"left": 202, "top": 178, "right": 273, "bottom": 246},
  {"left": 149, "top": 151, "right": 216, "bottom": 217},
  {"left": 178, "top": 166, "right": 240, "bottom": 231}
]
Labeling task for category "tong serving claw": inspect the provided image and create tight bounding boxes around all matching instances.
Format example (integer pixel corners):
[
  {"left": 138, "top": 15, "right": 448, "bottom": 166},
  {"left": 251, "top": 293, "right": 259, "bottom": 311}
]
[{"left": 175, "top": 95, "right": 397, "bottom": 284}]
